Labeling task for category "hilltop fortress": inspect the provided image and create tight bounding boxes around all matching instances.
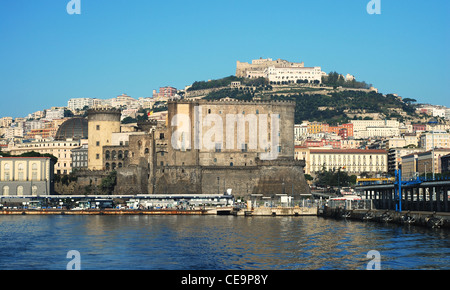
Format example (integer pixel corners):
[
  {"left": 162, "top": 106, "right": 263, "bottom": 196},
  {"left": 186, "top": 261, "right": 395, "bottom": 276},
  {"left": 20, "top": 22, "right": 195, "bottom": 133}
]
[
  {"left": 236, "top": 57, "right": 324, "bottom": 84},
  {"left": 79, "top": 99, "right": 310, "bottom": 200}
]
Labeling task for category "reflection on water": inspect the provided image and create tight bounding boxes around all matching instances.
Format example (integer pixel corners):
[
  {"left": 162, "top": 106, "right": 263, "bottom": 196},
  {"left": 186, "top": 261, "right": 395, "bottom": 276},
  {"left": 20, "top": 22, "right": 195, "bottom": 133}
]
[{"left": 0, "top": 215, "right": 449, "bottom": 270}]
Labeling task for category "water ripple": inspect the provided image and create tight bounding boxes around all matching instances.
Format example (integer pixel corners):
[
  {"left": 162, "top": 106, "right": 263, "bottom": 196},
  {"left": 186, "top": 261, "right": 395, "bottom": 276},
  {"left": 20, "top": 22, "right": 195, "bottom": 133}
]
[{"left": 0, "top": 215, "right": 448, "bottom": 270}]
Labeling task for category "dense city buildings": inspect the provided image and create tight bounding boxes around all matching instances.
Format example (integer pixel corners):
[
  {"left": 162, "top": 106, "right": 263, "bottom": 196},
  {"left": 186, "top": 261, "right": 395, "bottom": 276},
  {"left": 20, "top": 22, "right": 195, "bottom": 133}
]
[{"left": 1, "top": 57, "right": 450, "bottom": 197}]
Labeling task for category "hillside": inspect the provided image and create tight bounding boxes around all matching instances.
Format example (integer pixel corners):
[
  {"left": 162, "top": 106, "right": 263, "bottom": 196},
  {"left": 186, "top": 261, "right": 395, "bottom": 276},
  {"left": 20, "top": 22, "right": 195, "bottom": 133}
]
[{"left": 185, "top": 75, "right": 428, "bottom": 125}]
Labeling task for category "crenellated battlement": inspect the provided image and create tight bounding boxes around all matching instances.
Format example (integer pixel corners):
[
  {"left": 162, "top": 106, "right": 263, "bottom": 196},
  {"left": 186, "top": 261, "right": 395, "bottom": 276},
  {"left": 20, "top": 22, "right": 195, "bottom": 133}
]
[{"left": 87, "top": 107, "right": 122, "bottom": 114}]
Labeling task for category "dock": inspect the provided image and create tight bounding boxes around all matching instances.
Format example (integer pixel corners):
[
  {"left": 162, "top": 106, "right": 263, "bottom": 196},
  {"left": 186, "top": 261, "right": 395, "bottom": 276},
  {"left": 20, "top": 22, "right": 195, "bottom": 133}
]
[
  {"left": 0, "top": 209, "right": 208, "bottom": 216},
  {"left": 236, "top": 206, "right": 317, "bottom": 216},
  {"left": 318, "top": 206, "right": 450, "bottom": 229},
  {"left": 0, "top": 206, "right": 318, "bottom": 216}
]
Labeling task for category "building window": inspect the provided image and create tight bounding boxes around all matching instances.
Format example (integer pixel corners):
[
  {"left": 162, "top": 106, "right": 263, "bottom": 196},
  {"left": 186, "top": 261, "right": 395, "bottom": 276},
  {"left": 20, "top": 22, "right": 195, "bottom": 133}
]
[
  {"left": 18, "top": 163, "right": 25, "bottom": 181},
  {"left": 96, "top": 125, "right": 100, "bottom": 130},
  {"left": 96, "top": 141, "right": 100, "bottom": 146},
  {"left": 96, "top": 154, "right": 100, "bottom": 159},
  {"left": 215, "top": 143, "right": 222, "bottom": 153},
  {"left": 17, "top": 186, "right": 24, "bottom": 196},
  {"left": 2, "top": 186, "right": 9, "bottom": 196}
]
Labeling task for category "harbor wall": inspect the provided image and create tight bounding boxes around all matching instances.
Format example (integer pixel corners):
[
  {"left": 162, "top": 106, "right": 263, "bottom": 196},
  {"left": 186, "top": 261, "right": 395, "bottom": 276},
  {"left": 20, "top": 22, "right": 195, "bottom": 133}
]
[{"left": 319, "top": 206, "right": 450, "bottom": 229}]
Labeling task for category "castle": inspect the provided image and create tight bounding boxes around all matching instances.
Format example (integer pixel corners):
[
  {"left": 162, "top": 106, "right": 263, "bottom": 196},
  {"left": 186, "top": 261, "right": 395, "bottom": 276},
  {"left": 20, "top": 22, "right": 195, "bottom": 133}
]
[
  {"left": 82, "top": 99, "right": 310, "bottom": 200},
  {"left": 236, "top": 57, "right": 324, "bottom": 84}
]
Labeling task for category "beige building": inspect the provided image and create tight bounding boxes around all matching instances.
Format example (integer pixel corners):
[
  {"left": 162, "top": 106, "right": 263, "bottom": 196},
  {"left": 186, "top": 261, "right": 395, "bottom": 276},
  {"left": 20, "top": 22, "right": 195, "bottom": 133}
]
[
  {"left": 0, "top": 157, "right": 54, "bottom": 196},
  {"left": 420, "top": 131, "right": 450, "bottom": 151},
  {"left": 267, "top": 66, "right": 323, "bottom": 84},
  {"left": 402, "top": 148, "right": 450, "bottom": 179},
  {"left": 401, "top": 153, "right": 419, "bottom": 180},
  {"left": 5, "top": 140, "right": 81, "bottom": 175},
  {"left": 0, "top": 117, "right": 13, "bottom": 128},
  {"left": 340, "top": 139, "right": 364, "bottom": 149},
  {"left": 388, "top": 147, "right": 425, "bottom": 173},
  {"left": 351, "top": 119, "right": 401, "bottom": 138},
  {"left": 295, "top": 147, "right": 388, "bottom": 177},
  {"left": 236, "top": 58, "right": 305, "bottom": 78}
]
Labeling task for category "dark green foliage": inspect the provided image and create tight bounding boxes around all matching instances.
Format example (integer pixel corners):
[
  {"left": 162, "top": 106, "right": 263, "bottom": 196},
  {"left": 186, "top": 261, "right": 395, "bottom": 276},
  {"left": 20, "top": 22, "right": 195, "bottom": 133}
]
[
  {"left": 272, "top": 90, "right": 418, "bottom": 125},
  {"left": 322, "top": 71, "right": 371, "bottom": 89},
  {"left": 188, "top": 76, "right": 243, "bottom": 91},
  {"left": 315, "top": 169, "right": 357, "bottom": 187},
  {"left": 100, "top": 170, "right": 117, "bottom": 195}
]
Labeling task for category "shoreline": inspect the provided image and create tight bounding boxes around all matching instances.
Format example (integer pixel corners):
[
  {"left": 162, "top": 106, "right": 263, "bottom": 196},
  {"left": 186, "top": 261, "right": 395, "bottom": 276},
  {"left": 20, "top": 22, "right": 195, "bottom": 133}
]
[{"left": 0, "top": 206, "right": 318, "bottom": 216}]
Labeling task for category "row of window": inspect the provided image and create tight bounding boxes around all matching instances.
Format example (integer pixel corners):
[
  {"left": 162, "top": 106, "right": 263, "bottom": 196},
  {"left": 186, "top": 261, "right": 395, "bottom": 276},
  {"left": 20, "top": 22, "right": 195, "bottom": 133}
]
[
  {"left": 105, "top": 150, "right": 129, "bottom": 160},
  {"left": 21, "top": 143, "right": 79, "bottom": 148},
  {"left": 2, "top": 185, "right": 39, "bottom": 196},
  {"left": 2, "top": 163, "right": 41, "bottom": 181},
  {"left": 105, "top": 162, "right": 123, "bottom": 170}
]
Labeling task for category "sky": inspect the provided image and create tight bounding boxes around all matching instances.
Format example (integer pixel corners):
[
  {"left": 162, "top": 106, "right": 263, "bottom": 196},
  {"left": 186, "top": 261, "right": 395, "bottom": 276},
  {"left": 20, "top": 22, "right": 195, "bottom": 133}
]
[{"left": 0, "top": 0, "right": 449, "bottom": 118}]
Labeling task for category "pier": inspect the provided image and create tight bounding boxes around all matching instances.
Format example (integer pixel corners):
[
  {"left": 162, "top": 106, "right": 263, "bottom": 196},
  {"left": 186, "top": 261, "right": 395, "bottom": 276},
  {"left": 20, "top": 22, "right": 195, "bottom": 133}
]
[
  {"left": 356, "top": 170, "right": 450, "bottom": 213},
  {"left": 318, "top": 207, "right": 450, "bottom": 229},
  {"left": 318, "top": 170, "right": 450, "bottom": 229}
]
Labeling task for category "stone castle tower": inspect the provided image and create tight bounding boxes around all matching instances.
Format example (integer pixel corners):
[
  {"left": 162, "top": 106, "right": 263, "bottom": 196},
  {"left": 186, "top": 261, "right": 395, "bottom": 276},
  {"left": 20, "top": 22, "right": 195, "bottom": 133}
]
[
  {"left": 83, "top": 100, "right": 310, "bottom": 200},
  {"left": 87, "top": 108, "right": 121, "bottom": 171}
]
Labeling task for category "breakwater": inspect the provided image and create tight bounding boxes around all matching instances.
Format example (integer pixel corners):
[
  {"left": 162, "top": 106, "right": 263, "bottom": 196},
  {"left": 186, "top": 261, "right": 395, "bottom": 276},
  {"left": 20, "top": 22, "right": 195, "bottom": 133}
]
[{"left": 318, "top": 206, "right": 450, "bottom": 229}]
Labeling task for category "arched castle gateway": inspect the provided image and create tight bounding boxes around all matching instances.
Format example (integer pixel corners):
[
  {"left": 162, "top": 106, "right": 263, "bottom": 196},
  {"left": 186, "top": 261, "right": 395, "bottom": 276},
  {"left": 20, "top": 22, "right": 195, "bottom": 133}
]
[{"left": 83, "top": 100, "right": 310, "bottom": 200}]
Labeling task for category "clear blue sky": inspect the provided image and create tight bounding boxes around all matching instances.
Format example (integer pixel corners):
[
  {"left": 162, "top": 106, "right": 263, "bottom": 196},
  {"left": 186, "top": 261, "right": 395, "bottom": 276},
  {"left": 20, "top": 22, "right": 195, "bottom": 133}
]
[{"left": 0, "top": 0, "right": 449, "bottom": 118}]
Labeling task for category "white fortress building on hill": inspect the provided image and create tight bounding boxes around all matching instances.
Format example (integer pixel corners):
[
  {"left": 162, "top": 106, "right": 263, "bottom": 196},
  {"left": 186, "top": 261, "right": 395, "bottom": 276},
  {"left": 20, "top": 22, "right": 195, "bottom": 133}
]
[{"left": 236, "top": 57, "right": 325, "bottom": 84}]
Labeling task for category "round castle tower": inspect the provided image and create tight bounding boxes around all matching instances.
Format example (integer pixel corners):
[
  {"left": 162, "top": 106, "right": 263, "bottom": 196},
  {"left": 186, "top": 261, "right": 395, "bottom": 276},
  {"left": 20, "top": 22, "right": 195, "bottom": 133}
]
[{"left": 87, "top": 108, "right": 121, "bottom": 170}]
